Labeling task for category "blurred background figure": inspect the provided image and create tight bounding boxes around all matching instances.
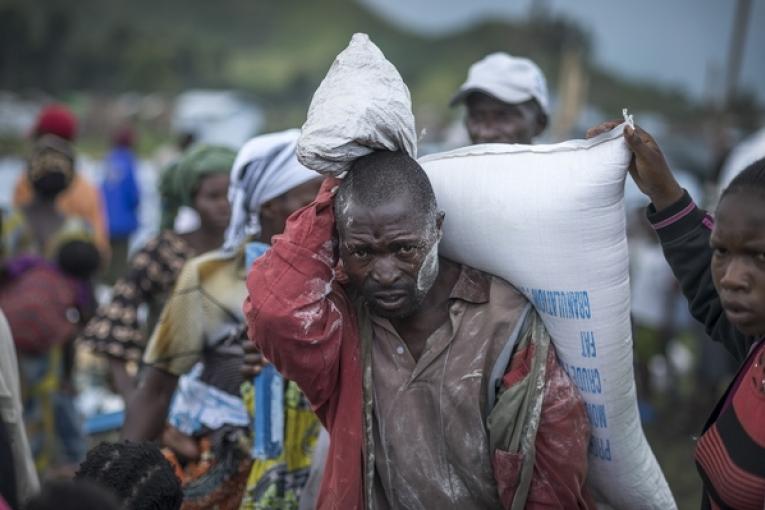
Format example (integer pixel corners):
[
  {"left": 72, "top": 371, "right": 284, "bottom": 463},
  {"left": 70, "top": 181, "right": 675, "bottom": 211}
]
[
  {"left": 10, "top": 105, "right": 110, "bottom": 263},
  {"left": 1, "top": 134, "right": 102, "bottom": 478},
  {"left": 628, "top": 210, "right": 683, "bottom": 421},
  {"left": 0, "top": 309, "right": 40, "bottom": 510},
  {"left": 153, "top": 131, "right": 197, "bottom": 171},
  {"left": 717, "top": 124, "right": 765, "bottom": 194},
  {"left": 450, "top": 52, "right": 549, "bottom": 145},
  {"left": 3, "top": 136, "right": 79, "bottom": 259},
  {"left": 78, "top": 145, "right": 235, "bottom": 401},
  {"left": 100, "top": 126, "right": 140, "bottom": 284}
]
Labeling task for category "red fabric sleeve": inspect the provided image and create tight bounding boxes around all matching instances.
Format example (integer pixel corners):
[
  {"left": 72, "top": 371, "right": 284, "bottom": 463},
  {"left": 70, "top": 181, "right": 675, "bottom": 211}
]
[{"left": 243, "top": 178, "right": 348, "bottom": 414}]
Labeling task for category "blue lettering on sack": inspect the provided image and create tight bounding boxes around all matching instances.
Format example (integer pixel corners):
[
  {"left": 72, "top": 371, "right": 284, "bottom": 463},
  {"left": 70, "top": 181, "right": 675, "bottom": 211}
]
[
  {"left": 588, "top": 436, "right": 612, "bottom": 461},
  {"left": 580, "top": 331, "right": 597, "bottom": 358},
  {"left": 562, "top": 363, "right": 602, "bottom": 394},
  {"left": 529, "top": 289, "right": 592, "bottom": 320},
  {"left": 585, "top": 403, "right": 608, "bottom": 428}
]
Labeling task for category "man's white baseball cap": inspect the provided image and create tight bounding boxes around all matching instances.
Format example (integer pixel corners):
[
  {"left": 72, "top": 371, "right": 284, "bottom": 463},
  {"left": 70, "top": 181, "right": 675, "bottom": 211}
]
[{"left": 450, "top": 52, "right": 549, "bottom": 115}]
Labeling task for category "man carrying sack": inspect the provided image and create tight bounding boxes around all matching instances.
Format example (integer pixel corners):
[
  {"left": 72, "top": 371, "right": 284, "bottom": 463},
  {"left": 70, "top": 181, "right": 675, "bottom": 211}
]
[{"left": 243, "top": 34, "right": 593, "bottom": 510}]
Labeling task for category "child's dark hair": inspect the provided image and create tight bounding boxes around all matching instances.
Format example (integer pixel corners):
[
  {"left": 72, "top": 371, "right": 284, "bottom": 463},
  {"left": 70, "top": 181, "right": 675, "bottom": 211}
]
[
  {"left": 75, "top": 441, "right": 183, "bottom": 510},
  {"left": 720, "top": 157, "right": 765, "bottom": 202},
  {"left": 24, "top": 480, "right": 120, "bottom": 510},
  {"left": 57, "top": 239, "right": 101, "bottom": 279}
]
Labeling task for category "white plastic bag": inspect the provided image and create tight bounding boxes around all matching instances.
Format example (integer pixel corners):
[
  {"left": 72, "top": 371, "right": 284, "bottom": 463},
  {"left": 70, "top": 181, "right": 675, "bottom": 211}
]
[
  {"left": 420, "top": 124, "right": 676, "bottom": 510},
  {"left": 296, "top": 33, "right": 417, "bottom": 176}
]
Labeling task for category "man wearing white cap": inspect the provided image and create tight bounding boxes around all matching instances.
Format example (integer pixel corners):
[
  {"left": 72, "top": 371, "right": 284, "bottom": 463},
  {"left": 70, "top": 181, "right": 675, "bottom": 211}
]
[{"left": 451, "top": 52, "right": 549, "bottom": 145}]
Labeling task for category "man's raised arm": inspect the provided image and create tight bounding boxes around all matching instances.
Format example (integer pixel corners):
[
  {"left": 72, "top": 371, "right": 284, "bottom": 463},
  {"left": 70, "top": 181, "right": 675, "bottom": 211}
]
[{"left": 243, "top": 178, "right": 346, "bottom": 411}]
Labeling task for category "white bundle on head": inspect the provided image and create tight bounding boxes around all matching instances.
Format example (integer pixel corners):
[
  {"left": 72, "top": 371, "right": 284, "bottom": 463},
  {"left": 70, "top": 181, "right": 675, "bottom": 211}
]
[
  {"left": 297, "top": 33, "right": 417, "bottom": 176},
  {"left": 223, "top": 129, "right": 318, "bottom": 253}
]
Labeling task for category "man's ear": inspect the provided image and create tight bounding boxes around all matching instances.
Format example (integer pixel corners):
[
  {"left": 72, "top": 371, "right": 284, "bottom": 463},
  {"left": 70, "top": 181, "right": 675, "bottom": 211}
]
[
  {"left": 436, "top": 211, "right": 445, "bottom": 234},
  {"left": 260, "top": 198, "right": 278, "bottom": 221}
]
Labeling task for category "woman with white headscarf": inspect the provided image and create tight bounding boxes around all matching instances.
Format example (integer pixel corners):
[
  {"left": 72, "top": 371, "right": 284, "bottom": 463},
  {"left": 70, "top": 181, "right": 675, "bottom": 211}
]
[{"left": 122, "top": 130, "right": 322, "bottom": 510}]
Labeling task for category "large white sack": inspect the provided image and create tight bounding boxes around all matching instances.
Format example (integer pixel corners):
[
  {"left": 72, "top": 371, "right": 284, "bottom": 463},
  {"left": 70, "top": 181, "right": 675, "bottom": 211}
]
[
  {"left": 297, "top": 33, "right": 417, "bottom": 176},
  {"left": 420, "top": 124, "right": 676, "bottom": 510}
]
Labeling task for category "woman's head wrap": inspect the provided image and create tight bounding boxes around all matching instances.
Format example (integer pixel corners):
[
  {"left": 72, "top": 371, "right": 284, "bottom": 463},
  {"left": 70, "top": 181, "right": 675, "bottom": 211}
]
[
  {"left": 28, "top": 134, "right": 76, "bottom": 182},
  {"left": 158, "top": 144, "right": 236, "bottom": 230},
  {"left": 33, "top": 104, "right": 78, "bottom": 141},
  {"left": 222, "top": 129, "right": 318, "bottom": 253}
]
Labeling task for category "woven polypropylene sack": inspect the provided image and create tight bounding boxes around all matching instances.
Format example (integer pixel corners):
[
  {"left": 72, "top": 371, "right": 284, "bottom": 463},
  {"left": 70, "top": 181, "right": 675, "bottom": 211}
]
[
  {"left": 419, "top": 124, "right": 676, "bottom": 510},
  {"left": 297, "top": 33, "right": 416, "bottom": 176}
]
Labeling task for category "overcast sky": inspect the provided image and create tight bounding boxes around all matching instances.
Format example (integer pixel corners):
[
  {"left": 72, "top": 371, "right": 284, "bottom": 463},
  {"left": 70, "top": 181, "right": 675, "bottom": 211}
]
[{"left": 361, "top": 0, "right": 765, "bottom": 103}]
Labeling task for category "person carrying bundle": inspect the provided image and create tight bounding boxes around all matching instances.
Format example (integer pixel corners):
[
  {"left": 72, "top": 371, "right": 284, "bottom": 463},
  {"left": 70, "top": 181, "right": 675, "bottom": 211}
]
[
  {"left": 244, "top": 152, "right": 595, "bottom": 509},
  {"left": 243, "top": 34, "right": 594, "bottom": 510}
]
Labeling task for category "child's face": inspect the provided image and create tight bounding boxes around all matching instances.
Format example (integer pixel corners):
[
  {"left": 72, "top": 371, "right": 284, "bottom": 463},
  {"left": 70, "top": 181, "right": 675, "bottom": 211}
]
[{"left": 711, "top": 191, "right": 765, "bottom": 336}]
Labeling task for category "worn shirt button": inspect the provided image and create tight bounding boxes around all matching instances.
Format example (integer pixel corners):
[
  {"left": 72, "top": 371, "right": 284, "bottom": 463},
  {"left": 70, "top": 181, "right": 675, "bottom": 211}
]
[{"left": 396, "top": 346, "right": 405, "bottom": 355}]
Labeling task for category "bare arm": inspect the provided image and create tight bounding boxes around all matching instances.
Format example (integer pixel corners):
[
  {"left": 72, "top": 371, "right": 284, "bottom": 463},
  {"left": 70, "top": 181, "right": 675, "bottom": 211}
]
[
  {"left": 108, "top": 357, "right": 136, "bottom": 401},
  {"left": 121, "top": 366, "right": 177, "bottom": 441}
]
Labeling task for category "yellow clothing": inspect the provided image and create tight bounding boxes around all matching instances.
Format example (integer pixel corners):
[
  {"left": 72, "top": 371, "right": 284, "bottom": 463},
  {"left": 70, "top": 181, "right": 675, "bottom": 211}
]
[
  {"left": 1, "top": 210, "right": 93, "bottom": 261},
  {"left": 143, "top": 249, "right": 320, "bottom": 509},
  {"left": 14, "top": 173, "right": 110, "bottom": 261},
  {"left": 240, "top": 381, "right": 319, "bottom": 510},
  {"left": 143, "top": 249, "right": 248, "bottom": 376}
]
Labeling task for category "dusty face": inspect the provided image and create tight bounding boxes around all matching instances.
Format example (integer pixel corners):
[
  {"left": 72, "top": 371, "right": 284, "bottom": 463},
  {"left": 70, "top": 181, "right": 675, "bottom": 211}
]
[
  {"left": 193, "top": 173, "right": 231, "bottom": 231},
  {"left": 711, "top": 192, "right": 765, "bottom": 336},
  {"left": 465, "top": 93, "right": 545, "bottom": 145},
  {"left": 339, "top": 195, "right": 442, "bottom": 319}
]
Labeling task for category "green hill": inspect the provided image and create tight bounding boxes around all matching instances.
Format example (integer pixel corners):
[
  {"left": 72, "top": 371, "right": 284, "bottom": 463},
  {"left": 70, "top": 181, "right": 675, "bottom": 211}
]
[{"left": 0, "top": 0, "right": 726, "bottom": 131}]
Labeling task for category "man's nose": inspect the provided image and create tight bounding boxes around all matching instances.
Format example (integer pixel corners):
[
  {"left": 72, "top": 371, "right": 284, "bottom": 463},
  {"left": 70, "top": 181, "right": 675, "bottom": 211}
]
[
  {"left": 371, "top": 256, "right": 401, "bottom": 286},
  {"left": 719, "top": 258, "right": 751, "bottom": 292}
]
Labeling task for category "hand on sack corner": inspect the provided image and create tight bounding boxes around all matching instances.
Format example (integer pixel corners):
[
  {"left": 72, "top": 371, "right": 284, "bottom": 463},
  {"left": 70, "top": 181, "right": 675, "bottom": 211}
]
[{"left": 586, "top": 120, "right": 683, "bottom": 211}]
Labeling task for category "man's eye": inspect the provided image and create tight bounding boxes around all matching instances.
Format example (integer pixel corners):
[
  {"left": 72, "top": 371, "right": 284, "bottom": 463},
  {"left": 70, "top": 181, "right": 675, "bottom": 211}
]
[
  {"left": 712, "top": 247, "right": 728, "bottom": 257},
  {"left": 352, "top": 249, "right": 369, "bottom": 259},
  {"left": 755, "top": 252, "right": 765, "bottom": 263},
  {"left": 398, "top": 245, "right": 416, "bottom": 255}
]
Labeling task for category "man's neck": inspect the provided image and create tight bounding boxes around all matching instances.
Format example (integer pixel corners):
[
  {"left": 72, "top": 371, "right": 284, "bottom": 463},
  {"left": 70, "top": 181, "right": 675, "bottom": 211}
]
[{"left": 390, "top": 257, "right": 461, "bottom": 361}]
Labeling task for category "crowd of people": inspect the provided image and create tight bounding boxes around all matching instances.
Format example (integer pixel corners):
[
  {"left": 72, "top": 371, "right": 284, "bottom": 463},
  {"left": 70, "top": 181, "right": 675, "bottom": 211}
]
[{"left": 0, "top": 46, "right": 763, "bottom": 510}]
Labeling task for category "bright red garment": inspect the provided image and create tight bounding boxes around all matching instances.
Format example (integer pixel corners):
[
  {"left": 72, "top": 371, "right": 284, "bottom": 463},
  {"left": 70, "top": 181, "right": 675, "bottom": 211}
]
[{"left": 244, "top": 180, "right": 364, "bottom": 509}]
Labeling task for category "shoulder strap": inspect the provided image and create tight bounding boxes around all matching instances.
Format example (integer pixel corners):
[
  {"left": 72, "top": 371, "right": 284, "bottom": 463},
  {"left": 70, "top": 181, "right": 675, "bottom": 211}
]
[
  {"left": 485, "top": 311, "right": 551, "bottom": 510},
  {"left": 486, "top": 303, "right": 532, "bottom": 416},
  {"left": 355, "top": 299, "right": 376, "bottom": 510}
]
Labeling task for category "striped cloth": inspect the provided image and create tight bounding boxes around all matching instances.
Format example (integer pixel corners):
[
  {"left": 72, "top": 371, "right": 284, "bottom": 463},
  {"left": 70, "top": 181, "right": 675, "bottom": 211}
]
[{"left": 695, "top": 340, "right": 765, "bottom": 510}]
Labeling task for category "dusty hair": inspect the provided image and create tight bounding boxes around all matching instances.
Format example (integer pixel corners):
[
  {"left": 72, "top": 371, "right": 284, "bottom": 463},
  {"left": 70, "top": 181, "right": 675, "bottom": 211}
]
[{"left": 334, "top": 151, "right": 438, "bottom": 237}]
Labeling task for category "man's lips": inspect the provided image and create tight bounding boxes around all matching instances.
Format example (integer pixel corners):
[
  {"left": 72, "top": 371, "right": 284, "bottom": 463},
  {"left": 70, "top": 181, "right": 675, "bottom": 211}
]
[{"left": 372, "top": 291, "right": 407, "bottom": 310}]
